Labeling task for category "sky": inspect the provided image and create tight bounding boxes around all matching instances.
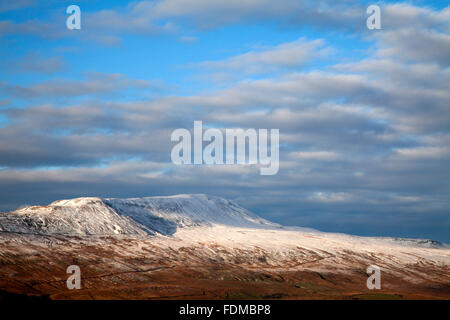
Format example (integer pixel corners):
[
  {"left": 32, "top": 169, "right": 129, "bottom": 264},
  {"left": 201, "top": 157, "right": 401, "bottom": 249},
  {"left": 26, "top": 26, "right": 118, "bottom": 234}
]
[{"left": 0, "top": 0, "right": 449, "bottom": 242}]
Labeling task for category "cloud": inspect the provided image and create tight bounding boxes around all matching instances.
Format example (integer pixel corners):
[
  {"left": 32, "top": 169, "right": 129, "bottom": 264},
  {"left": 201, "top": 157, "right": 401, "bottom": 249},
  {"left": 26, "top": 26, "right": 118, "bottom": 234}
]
[
  {"left": 84, "top": 7, "right": 177, "bottom": 35},
  {"left": 0, "top": 72, "right": 155, "bottom": 99},
  {"left": 144, "top": 0, "right": 364, "bottom": 30},
  {"left": 1, "top": 1, "right": 447, "bottom": 48},
  {"left": 196, "top": 38, "right": 329, "bottom": 75},
  {"left": 179, "top": 35, "right": 198, "bottom": 43},
  {"left": 376, "top": 28, "right": 450, "bottom": 66},
  {"left": 7, "top": 53, "right": 66, "bottom": 74},
  {"left": 0, "top": 1, "right": 391, "bottom": 42},
  {"left": 0, "top": 19, "right": 64, "bottom": 38},
  {"left": 289, "top": 151, "right": 342, "bottom": 161},
  {"left": 382, "top": 3, "right": 450, "bottom": 30},
  {"left": 0, "top": 0, "right": 35, "bottom": 13},
  {"left": 393, "top": 146, "right": 450, "bottom": 160}
]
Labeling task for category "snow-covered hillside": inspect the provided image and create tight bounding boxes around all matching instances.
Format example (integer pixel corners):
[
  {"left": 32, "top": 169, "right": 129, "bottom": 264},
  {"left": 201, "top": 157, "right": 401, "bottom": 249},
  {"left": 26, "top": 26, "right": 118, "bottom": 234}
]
[
  {"left": 104, "top": 194, "right": 280, "bottom": 234},
  {"left": 0, "top": 194, "right": 279, "bottom": 236},
  {"left": 0, "top": 197, "right": 150, "bottom": 236}
]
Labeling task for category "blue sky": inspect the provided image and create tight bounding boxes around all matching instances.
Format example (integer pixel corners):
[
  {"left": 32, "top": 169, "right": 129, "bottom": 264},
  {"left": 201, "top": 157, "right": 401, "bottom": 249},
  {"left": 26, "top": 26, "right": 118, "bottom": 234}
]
[{"left": 0, "top": 0, "right": 449, "bottom": 242}]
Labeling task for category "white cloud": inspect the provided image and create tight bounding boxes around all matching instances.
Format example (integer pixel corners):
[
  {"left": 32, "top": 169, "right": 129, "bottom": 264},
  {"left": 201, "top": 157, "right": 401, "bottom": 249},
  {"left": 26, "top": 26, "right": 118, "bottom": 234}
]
[
  {"left": 196, "top": 38, "right": 329, "bottom": 75},
  {"left": 290, "top": 151, "right": 342, "bottom": 161}
]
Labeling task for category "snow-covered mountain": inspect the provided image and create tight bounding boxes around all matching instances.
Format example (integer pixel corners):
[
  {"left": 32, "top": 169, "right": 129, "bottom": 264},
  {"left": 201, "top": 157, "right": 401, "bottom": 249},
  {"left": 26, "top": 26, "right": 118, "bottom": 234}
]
[
  {"left": 0, "top": 194, "right": 445, "bottom": 249},
  {"left": 0, "top": 194, "right": 279, "bottom": 236},
  {"left": 0, "top": 194, "right": 449, "bottom": 299}
]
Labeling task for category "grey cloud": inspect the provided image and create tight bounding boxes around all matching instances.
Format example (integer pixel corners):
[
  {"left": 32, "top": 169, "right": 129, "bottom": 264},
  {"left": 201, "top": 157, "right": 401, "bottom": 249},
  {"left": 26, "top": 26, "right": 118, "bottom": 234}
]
[
  {"left": 0, "top": 72, "right": 154, "bottom": 99},
  {"left": 1, "top": 1, "right": 447, "bottom": 46},
  {"left": 382, "top": 3, "right": 450, "bottom": 31},
  {"left": 0, "top": 0, "right": 35, "bottom": 13},
  {"left": 376, "top": 28, "right": 450, "bottom": 66},
  {"left": 144, "top": 0, "right": 364, "bottom": 30},
  {"left": 0, "top": 1, "right": 400, "bottom": 42},
  {"left": 0, "top": 19, "right": 65, "bottom": 38},
  {"left": 8, "top": 53, "right": 66, "bottom": 74}
]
